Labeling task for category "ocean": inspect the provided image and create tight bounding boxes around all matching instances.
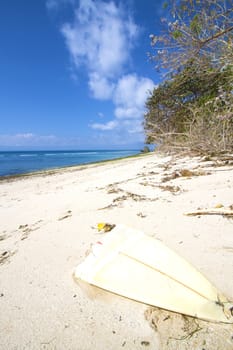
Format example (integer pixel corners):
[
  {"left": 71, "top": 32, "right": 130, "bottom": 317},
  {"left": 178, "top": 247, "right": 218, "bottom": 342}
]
[{"left": 0, "top": 150, "right": 140, "bottom": 177}]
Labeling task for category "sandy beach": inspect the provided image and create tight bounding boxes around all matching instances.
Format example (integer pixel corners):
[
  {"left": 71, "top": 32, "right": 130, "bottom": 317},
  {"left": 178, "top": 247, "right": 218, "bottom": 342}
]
[{"left": 0, "top": 152, "right": 233, "bottom": 349}]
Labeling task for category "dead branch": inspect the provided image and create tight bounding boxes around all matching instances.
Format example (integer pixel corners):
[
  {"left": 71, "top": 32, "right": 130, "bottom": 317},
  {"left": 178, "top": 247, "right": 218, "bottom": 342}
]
[{"left": 184, "top": 208, "right": 233, "bottom": 217}]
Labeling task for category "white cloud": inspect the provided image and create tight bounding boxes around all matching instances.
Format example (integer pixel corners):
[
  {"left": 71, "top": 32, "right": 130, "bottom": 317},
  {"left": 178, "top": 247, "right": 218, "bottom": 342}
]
[
  {"left": 88, "top": 73, "right": 114, "bottom": 100},
  {"left": 0, "top": 133, "right": 58, "bottom": 147},
  {"left": 114, "top": 74, "right": 154, "bottom": 119},
  {"left": 15, "top": 133, "right": 35, "bottom": 139},
  {"left": 61, "top": 0, "right": 138, "bottom": 98},
  {"left": 114, "top": 106, "right": 143, "bottom": 119},
  {"left": 90, "top": 73, "right": 154, "bottom": 135},
  {"left": 125, "top": 119, "right": 144, "bottom": 135},
  {"left": 90, "top": 120, "right": 118, "bottom": 131},
  {"left": 59, "top": 1, "right": 154, "bottom": 144}
]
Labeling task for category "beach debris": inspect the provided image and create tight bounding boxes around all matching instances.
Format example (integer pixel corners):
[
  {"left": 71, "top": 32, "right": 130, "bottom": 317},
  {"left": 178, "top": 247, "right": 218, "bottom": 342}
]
[
  {"left": 74, "top": 224, "right": 233, "bottom": 324},
  {"left": 0, "top": 234, "right": 7, "bottom": 241},
  {"left": 159, "top": 185, "right": 181, "bottom": 194},
  {"left": 58, "top": 210, "right": 72, "bottom": 221},
  {"left": 201, "top": 154, "right": 233, "bottom": 165},
  {"left": 185, "top": 207, "right": 233, "bottom": 217},
  {"left": 18, "top": 224, "right": 29, "bottom": 230},
  {"left": 18, "top": 224, "right": 31, "bottom": 239},
  {"left": 117, "top": 191, "right": 158, "bottom": 203},
  {"left": 98, "top": 203, "right": 117, "bottom": 210},
  {"left": 201, "top": 155, "right": 212, "bottom": 162},
  {"left": 140, "top": 181, "right": 158, "bottom": 188},
  {"left": 145, "top": 306, "right": 233, "bottom": 350},
  {"left": 18, "top": 222, "right": 42, "bottom": 240},
  {"left": 141, "top": 341, "right": 150, "bottom": 346},
  {"left": 215, "top": 203, "right": 224, "bottom": 208},
  {"left": 0, "top": 250, "right": 15, "bottom": 265},
  {"left": 114, "top": 192, "right": 148, "bottom": 202},
  {"left": 222, "top": 246, "right": 233, "bottom": 253},
  {"left": 106, "top": 185, "right": 123, "bottom": 194},
  {"left": 97, "top": 223, "right": 116, "bottom": 232},
  {"left": 157, "top": 161, "right": 173, "bottom": 170},
  {"left": 19, "top": 221, "right": 43, "bottom": 232},
  {"left": 137, "top": 212, "right": 147, "bottom": 218},
  {"left": 99, "top": 191, "right": 158, "bottom": 210},
  {"left": 162, "top": 169, "right": 209, "bottom": 182}
]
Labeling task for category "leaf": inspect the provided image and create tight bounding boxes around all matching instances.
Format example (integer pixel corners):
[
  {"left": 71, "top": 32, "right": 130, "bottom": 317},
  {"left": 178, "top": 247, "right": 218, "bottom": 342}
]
[{"left": 172, "top": 30, "right": 183, "bottom": 39}]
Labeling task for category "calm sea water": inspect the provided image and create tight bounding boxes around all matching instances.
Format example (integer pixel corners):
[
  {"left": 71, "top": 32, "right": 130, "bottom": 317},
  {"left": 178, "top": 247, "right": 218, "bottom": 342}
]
[{"left": 0, "top": 150, "right": 140, "bottom": 177}]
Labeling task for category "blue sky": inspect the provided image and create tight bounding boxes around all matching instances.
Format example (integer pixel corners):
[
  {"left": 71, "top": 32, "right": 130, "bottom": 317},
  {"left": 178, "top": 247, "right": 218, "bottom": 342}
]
[{"left": 0, "top": 0, "right": 164, "bottom": 150}]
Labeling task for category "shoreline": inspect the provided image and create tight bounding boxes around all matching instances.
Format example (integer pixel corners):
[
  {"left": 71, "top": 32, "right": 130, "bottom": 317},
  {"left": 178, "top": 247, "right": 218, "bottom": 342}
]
[
  {"left": 0, "top": 151, "right": 145, "bottom": 182},
  {"left": 0, "top": 152, "right": 232, "bottom": 349}
]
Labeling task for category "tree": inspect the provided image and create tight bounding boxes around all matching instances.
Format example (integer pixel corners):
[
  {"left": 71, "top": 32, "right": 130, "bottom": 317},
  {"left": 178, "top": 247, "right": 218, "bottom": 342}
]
[
  {"left": 144, "top": 0, "right": 233, "bottom": 153},
  {"left": 149, "top": 0, "right": 233, "bottom": 74}
]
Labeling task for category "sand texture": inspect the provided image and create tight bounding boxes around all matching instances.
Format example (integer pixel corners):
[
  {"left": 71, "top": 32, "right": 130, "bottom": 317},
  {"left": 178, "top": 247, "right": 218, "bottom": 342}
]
[{"left": 0, "top": 153, "right": 233, "bottom": 349}]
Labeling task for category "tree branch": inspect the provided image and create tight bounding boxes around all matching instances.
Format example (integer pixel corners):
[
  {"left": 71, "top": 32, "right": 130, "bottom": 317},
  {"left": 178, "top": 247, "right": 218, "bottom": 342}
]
[{"left": 199, "top": 25, "right": 233, "bottom": 48}]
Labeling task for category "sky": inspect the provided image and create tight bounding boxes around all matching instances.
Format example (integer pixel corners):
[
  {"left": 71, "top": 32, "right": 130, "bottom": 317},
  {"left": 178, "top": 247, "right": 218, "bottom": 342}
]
[{"left": 0, "top": 0, "right": 165, "bottom": 150}]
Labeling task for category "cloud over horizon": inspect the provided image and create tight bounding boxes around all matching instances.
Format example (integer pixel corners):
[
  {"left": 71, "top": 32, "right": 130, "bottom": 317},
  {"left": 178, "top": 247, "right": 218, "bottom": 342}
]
[
  {"left": 0, "top": 133, "right": 97, "bottom": 149},
  {"left": 0, "top": 133, "right": 59, "bottom": 147}
]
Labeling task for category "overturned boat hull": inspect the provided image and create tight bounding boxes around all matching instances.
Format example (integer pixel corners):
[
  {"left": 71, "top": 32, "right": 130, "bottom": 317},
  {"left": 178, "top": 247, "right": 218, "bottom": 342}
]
[{"left": 74, "top": 225, "right": 233, "bottom": 323}]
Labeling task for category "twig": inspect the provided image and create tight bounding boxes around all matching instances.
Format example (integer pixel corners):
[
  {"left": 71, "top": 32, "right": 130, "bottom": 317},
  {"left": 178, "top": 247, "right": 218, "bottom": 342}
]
[{"left": 185, "top": 209, "right": 233, "bottom": 217}]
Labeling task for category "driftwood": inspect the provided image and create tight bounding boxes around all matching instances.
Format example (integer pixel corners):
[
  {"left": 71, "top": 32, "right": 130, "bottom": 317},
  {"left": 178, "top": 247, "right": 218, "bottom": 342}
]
[{"left": 185, "top": 208, "right": 233, "bottom": 217}]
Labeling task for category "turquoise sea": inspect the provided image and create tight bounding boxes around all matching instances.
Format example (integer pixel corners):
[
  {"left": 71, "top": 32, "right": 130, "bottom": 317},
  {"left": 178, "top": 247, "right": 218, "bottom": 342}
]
[{"left": 0, "top": 150, "right": 140, "bottom": 177}]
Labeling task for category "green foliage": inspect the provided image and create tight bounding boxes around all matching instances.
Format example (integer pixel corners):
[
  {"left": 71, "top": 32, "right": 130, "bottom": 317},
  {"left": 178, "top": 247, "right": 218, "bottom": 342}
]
[
  {"left": 145, "top": 0, "right": 233, "bottom": 154},
  {"left": 141, "top": 146, "right": 151, "bottom": 153},
  {"left": 190, "top": 14, "right": 201, "bottom": 35},
  {"left": 172, "top": 30, "right": 183, "bottom": 39}
]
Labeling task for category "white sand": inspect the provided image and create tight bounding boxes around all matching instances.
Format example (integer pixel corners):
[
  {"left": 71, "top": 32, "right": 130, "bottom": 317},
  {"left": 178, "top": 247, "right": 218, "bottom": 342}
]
[{"left": 0, "top": 153, "right": 233, "bottom": 349}]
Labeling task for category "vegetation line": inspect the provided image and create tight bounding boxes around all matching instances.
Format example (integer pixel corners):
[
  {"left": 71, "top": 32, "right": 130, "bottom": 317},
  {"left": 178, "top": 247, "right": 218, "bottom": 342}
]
[{"left": 144, "top": 0, "right": 233, "bottom": 155}]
